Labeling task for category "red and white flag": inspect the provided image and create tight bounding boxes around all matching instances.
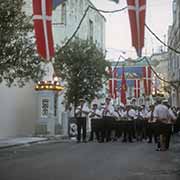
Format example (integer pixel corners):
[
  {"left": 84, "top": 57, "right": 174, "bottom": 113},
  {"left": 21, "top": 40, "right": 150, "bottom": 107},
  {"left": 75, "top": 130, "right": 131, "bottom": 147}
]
[
  {"left": 109, "top": 67, "right": 117, "bottom": 99},
  {"left": 127, "top": 0, "right": 146, "bottom": 57},
  {"left": 120, "top": 66, "right": 127, "bottom": 105},
  {"left": 142, "top": 66, "right": 151, "bottom": 96},
  {"left": 134, "top": 79, "right": 140, "bottom": 98},
  {"left": 33, "top": 0, "right": 54, "bottom": 60}
]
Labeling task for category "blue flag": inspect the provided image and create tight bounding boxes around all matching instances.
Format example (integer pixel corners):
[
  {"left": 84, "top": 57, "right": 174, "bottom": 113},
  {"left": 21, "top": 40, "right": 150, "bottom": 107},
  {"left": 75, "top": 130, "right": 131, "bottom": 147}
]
[{"left": 53, "top": 0, "right": 65, "bottom": 9}]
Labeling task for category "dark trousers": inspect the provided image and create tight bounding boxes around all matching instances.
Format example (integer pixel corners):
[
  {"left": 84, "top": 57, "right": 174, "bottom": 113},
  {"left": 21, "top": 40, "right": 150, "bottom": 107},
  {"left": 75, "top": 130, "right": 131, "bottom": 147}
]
[
  {"left": 147, "top": 123, "right": 157, "bottom": 143},
  {"left": 123, "top": 121, "right": 133, "bottom": 142},
  {"left": 76, "top": 117, "right": 86, "bottom": 141},
  {"left": 89, "top": 119, "right": 100, "bottom": 141},
  {"left": 101, "top": 116, "right": 112, "bottom": 142},
  {"left": 135, "top": 119, "right": 143, "bottom": 141},
  {"left": 164, "top": 124, "right": 172, "bottom": 149},
  {"left": 155, "top": 122, "right": 172, "bottom": 150}
]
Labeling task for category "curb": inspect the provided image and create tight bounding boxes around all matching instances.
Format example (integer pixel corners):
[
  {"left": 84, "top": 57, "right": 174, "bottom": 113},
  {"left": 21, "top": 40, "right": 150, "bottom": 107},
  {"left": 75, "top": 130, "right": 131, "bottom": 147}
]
[{"left": 0, "top": 136, "right": 71, "bottom": 150}]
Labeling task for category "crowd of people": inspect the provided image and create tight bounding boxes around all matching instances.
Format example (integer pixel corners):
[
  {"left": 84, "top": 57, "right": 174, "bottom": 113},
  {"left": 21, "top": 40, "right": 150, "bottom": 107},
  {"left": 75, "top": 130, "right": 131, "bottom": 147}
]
[{"left": 75, "top": 97, "right": 180, "bottom": 151}]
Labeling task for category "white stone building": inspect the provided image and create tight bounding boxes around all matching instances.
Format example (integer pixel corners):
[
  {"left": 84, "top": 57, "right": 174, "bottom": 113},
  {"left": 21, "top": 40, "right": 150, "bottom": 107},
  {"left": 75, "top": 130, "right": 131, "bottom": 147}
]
[
  {"left": 0, "top": 0, "right": 106, "bottom": 138},
  {"left": 53, "top": 0, "right": 106, "bottom": 51},
  {"left": 168, "top": 0, "right": 180, "bottom": 107},
  {"left": 150, "top": 52, "right": 169, "bottom": 98}
]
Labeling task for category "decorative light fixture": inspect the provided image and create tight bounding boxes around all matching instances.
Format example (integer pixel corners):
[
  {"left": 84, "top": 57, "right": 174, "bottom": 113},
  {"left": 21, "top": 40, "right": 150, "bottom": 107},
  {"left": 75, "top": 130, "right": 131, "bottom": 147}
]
[{"left": 35, "top": 80, "right": 64, "bottom": 92}]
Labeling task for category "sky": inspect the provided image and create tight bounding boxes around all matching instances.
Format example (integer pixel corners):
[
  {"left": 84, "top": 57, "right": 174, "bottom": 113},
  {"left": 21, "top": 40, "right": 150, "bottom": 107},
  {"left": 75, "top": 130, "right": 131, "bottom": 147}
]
[{"left": 91, "top": 0, "right": 173, "bottom": 60}]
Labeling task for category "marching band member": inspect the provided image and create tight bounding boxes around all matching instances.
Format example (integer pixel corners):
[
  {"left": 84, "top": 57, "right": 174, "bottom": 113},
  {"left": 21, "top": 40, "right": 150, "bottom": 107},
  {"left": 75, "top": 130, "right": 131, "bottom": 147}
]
[
  {"left": 135, "top": 106, "right": 144, "bottom": 141},
  {"left": 100, "top": 97, "right": 114, "bottom": 142},
  {"left": 112, "top": 105, "right": 121, "bottom": 141},
  {"left": 146, "top": 104, "right": 157, "bottom": 143},
  {"left": 153, "top": 98, "right": 172, "bottom": 151},
  {"left": 141, "top": 105, "right": 148, "bottom": 140},
  {"left": 75, "top": 98, "right": 90, "bottom": 143},
  {"left": 161, "top": 100, "right": 176, "bottom": 150},
  {"left": 89, "top": 101, "right": 102, "bottom": 142},
  {"left": 122, "top": 104, "right": 136, "bottom": 143}
]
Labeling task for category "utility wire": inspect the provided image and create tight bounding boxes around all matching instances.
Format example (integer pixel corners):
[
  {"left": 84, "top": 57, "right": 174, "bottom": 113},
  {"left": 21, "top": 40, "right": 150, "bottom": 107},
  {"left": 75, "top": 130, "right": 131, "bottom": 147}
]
[
  {"left": 90, "top": 6, "right": 127, "bottom": 13},
  {"left": 142, "top": 56, "right": 179, "bottom": 87},
  {"left": 57, "top": 5, "right": 127, "bottom": 51},
  {"left": 145, "top": 24, "right": 180, "bottom": 54},
  {"left": 59, "top": 6, "right": 90, "bottom": 51}
]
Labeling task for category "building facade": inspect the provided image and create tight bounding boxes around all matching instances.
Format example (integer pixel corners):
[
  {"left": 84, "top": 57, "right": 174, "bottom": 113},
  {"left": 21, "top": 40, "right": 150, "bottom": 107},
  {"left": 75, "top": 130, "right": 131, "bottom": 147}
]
[
  {"left": 109, "top": 57, "right": 153, "bottom": 106},
  {"left": 150, "top": 52, "right": 169, "bottom": 98},
  {"left": 168, "top": 0, "right": 180, "bottom": 107},
  {"left": 0, "top": 0, "right": 106, "bottom": 138},
  {"left": 53, "top": 0, "right": 106, "bottom": 51}
]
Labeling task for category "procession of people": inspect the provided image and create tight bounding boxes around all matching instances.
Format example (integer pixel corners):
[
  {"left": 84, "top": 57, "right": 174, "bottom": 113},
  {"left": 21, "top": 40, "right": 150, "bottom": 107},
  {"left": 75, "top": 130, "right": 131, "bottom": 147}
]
[{"left": 74, "top": 96, "right": 180, "bottom": 151}]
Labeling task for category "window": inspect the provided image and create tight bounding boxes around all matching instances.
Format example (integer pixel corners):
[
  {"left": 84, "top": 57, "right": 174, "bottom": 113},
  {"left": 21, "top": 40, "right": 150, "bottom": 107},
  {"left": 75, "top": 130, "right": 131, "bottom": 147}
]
[
  {"left": 61, "top": 3, "right": 66, "bottom": 24},
  {"left": 89, "top": 20, "right": 93, "bottom": 42}
]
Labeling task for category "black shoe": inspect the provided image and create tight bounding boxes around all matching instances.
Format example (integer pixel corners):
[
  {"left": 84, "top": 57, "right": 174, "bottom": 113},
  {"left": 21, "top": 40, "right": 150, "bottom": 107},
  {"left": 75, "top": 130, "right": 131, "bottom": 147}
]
[
  {"left": 148, "top": 141, "right": 152, "bottom": 143},
  {"left": 76, "top": 140, "right": 80, "bottom": 143}
]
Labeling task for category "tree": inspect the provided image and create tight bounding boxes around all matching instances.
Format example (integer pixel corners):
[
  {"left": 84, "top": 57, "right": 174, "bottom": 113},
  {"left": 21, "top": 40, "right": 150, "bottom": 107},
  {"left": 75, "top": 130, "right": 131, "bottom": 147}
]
[
  {"left": 54, "top": 38, "right": 110, "bottom": 106},
  {"left": 0, "top": 0, "right": 42, "bottom": 87}
]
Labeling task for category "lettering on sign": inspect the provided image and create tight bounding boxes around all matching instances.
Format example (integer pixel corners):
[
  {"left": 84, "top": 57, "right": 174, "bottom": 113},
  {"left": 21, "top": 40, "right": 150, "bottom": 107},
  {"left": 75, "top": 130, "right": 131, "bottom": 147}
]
[{"left": 41, "top": 98, "right": 50, "bottom": 118}]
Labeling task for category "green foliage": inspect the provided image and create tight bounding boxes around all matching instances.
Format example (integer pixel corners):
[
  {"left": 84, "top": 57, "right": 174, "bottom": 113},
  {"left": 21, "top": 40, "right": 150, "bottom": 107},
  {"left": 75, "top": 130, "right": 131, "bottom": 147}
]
[
  {"left": 54, "top": 38, "right": 109, "bottom": 106},
  {"left": 0, "top": 0, "right": 42, "bottom": 87}
]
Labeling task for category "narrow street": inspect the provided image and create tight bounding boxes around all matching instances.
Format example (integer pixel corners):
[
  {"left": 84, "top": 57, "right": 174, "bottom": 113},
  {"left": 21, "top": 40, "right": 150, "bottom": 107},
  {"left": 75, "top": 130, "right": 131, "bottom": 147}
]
[{"left": 0, "top": 136, "right": 180, "bottom": 180}]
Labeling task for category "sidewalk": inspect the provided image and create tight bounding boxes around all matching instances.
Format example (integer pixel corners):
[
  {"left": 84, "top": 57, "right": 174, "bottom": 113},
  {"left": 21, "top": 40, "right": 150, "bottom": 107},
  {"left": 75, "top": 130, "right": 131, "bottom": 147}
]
[
  {"left": 0, "top": 137, "right": 48, "bottom": 149},
  {"left": 0, "top": 135, "right": 71, "bottom": 149}
]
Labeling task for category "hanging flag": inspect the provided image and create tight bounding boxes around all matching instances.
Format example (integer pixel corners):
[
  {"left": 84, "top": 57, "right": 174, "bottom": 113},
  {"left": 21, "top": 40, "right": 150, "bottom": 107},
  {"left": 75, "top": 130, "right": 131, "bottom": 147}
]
[
  {"left": 33, "top": 0, "right": 54, "bottom": 61},
  {"left": 120, "top": 66, "right": 127, "bottom": 105},
  {"left": 134, "top": 79, "right": 137, "bottom": 98},
  {"left": 147, "top": 66, "right": 152, "bottom": 95},
  {"left": 109, "top": 67, "right": 117, "bottom": 99},
  {"left": 142, "top": 66, "right": 152, "bottom": 96},
  {"left": 134, "top": 79, "right": 140, "bottom": 98},
  {"left": 109, "top": 0, "right": 119, "bottom": 3},
  {"left": 127, "top": 0, "right": 146, "bottom": 57},
  {"left": 142, "top": 66, "right": 148, "bottom": 96},
  {"left": 137, "top": 79, "right": 140, "bottom": 97},
  {"left": 53, "top": 0, "right": 65, "bottom": 9}
]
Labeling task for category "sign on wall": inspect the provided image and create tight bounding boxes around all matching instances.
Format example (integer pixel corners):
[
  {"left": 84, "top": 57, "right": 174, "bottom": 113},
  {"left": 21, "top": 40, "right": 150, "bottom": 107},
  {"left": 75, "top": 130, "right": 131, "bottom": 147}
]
[{"left": 40, "top": 97, "right": 50, "bottom": 118}]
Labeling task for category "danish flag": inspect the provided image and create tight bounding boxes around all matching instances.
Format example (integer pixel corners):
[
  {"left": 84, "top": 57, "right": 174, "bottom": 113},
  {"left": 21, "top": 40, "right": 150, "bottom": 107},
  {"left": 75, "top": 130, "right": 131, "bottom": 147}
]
[
  {"left": 127, "top": 0, "right": 146, "bottom": 57},
  {"left": 143, "top": 66, "right": 152, "bottom": 96},
  {"left": 134, "top": 79, "right": 140, "bottom": 98},
  {"left": 109, "top": 67, "right": 117, "bottom": 99},
  {"left": 33, "top": 0, "right": 54, "bottom": 61}
]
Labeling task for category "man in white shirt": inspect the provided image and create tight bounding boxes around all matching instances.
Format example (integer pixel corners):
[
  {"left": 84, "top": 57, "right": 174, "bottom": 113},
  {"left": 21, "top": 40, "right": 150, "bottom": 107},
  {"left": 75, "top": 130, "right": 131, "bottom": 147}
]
[
  {"left": 101, "top": 97, "right": 114, "bottom": 142},
  {"left": 75, "top": 98, "right": 90, "bottom": 143},
  {"left": 122, "top": 104, "right": 136, "bottom": 143},
  {"left": 89, "top": 102, "right": 102, "bottom": 142},
  {"left": 146, "top": 104, "right": 157, "bottom": 143},
  {"left": 135, "top": 106, "right": 144, "bottom": 141},
  {"left": 153, "top": 99, "right": 176, "bottom": 151},
  {"left": 161, "top": 100, "right": 176, "bottom": 150}
]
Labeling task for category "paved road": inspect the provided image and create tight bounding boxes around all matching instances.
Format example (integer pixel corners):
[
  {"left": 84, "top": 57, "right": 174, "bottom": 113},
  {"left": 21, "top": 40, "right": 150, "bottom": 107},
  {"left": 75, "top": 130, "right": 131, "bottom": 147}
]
[{"left": 0, "top": 136, "right": 180, "bottom": 180}]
